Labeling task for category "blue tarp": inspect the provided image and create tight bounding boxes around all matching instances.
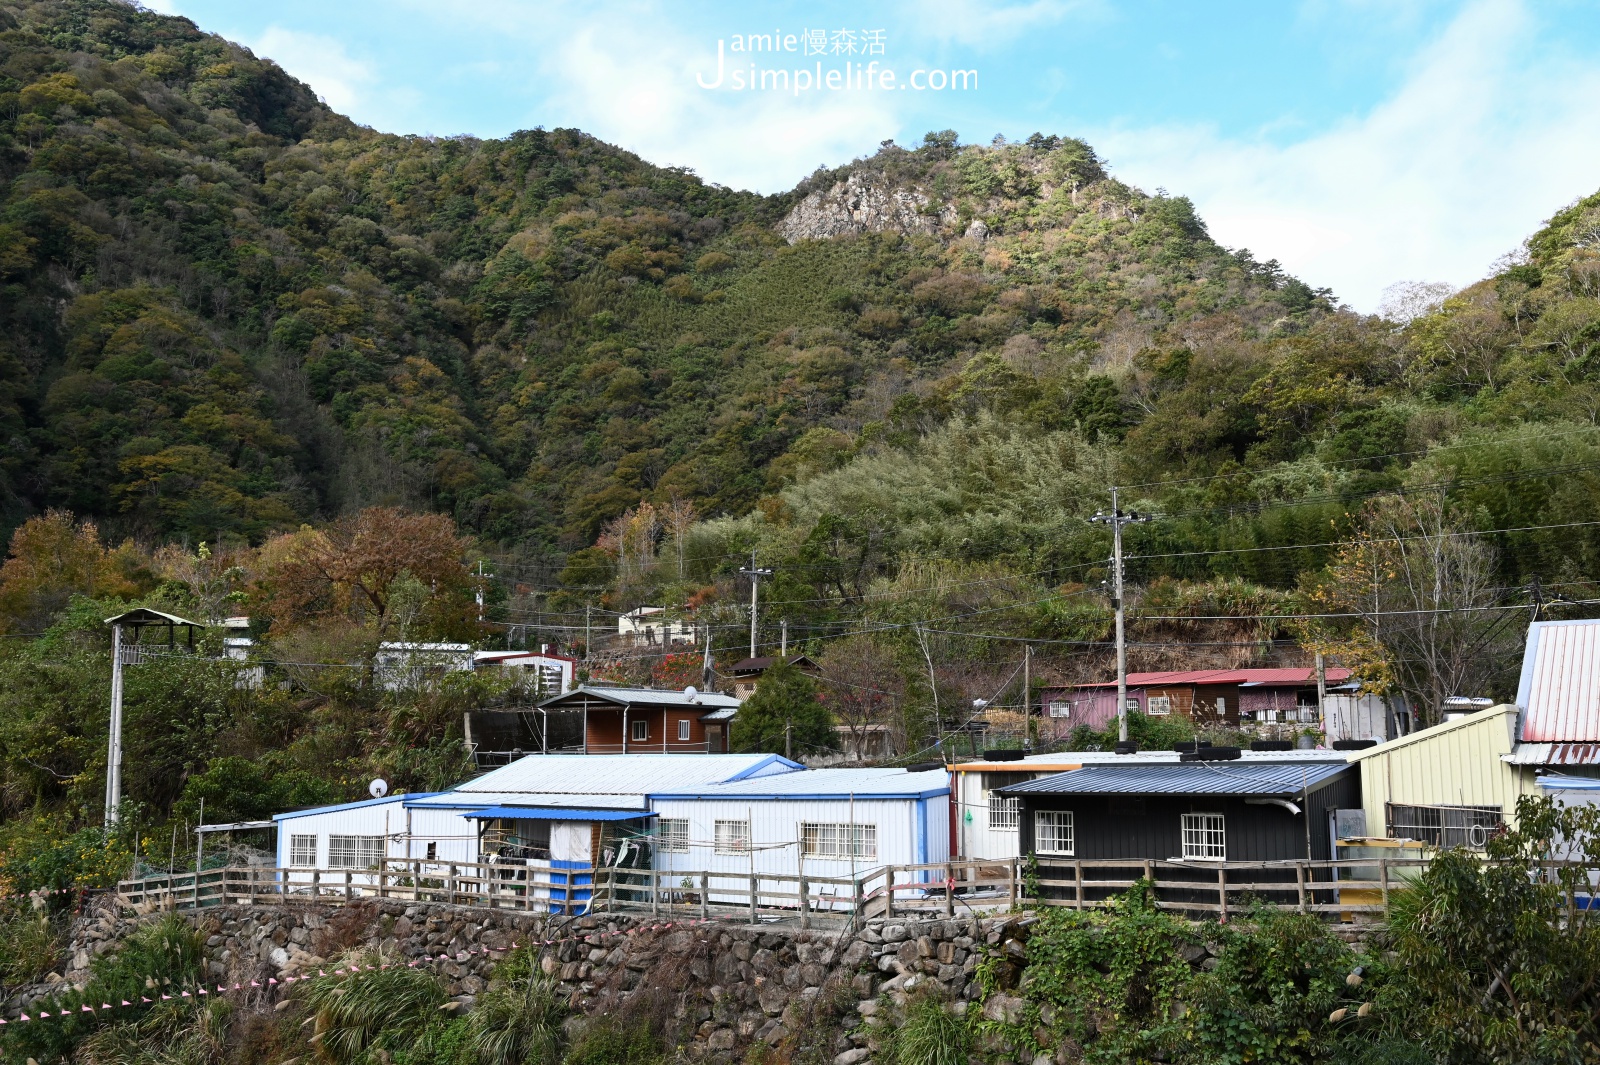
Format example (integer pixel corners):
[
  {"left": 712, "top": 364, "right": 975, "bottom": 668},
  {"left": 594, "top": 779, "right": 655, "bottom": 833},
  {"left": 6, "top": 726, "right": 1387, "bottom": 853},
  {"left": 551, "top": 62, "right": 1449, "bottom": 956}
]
[
  {"left": 461, "top": 806, "right": 656, "bottom": 821},
  {"left": 1534, "top": 774, "right": 1600, "bottom": 791}
]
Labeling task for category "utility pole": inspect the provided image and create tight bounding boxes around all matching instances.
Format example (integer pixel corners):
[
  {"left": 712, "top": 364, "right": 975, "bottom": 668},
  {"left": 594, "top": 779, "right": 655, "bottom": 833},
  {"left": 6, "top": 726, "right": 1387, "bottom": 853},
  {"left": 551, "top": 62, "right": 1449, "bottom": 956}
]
[
  {"left": 1091, "top": 487, "right": 1152, "bottom": 748},
  {"left": 584, "top": 605, "right": 592, "bottom": 666},
  {"left": 739, "top": 552, "right": 773, "bottom": 659},
  {"left": 104, "top": 620, "right": 125, "bottom": 827},
  {"left": 1022, "top": 644, "right": 1032, "bottom": 744},
  {"left": 785, "top": 720, "right": 793, "bottom": 761},
  {"left": 1314, "top": 651, "right": 1329, "bottom": 741},
  {"left": 475, "top": 560, "right": 485, "bottom": 623},
  {"left": 780, "top": 619, "right": 788, "bottom": 657}
]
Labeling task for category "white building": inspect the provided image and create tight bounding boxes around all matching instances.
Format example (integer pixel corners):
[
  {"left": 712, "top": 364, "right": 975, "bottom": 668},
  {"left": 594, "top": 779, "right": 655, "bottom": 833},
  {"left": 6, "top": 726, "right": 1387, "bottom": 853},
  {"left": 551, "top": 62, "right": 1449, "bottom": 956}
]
[
  {"left": 617, "top": 607, "right": 696, "bottom": 645},
  {"left": 273, "top": 753, "right": 803, "bottom": 910},
  {"left": 473, "top": 649, "right": 577, "bottom": 695},
  {"left": 374, "top": 642, "right": 474, "bottom": 690},
  {"left": 649, "top": 767, "right": 950, "bottom": 907}
]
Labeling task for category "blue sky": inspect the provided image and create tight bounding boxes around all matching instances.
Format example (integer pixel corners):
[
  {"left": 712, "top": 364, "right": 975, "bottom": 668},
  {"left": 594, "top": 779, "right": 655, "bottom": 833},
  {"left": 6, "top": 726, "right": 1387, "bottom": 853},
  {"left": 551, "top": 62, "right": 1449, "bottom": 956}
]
[{"left": 147, "top": 0, "right": 1600, "bottom": 310}]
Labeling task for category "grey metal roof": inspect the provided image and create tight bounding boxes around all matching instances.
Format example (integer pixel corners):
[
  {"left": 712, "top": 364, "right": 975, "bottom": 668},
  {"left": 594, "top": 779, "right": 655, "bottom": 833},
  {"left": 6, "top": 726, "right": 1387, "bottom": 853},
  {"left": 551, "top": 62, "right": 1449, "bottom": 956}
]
[
  {"left": 537, "top": 685, "right": 741, "bottom": 710},
  {"left": 997, "top": 761, "right": 1352, "bottom": 797},
  {"left": 952, "top": 748, "right": 1347, "bottom": 771},
  {"left": 431, "top": 753, "right": 801, "bottom": 799},
  {"left": 651, "top": 768, "right": 949, "bottom": 800}
]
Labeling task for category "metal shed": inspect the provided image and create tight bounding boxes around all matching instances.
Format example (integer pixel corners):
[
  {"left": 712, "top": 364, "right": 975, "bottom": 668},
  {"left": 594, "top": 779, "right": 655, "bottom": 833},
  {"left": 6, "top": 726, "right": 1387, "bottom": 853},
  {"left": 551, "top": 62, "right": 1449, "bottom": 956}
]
[
  {"left": 1000, "top": 760, "right": 1358, "bottom": 864},
  {"left": 1348, "top": 703, "right": 1534, "bottom": 848}
]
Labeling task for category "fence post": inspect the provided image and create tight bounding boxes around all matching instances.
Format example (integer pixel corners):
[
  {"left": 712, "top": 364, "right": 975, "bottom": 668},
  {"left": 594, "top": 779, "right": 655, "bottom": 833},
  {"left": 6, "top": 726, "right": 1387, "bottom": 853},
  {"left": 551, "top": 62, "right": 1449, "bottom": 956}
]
[
  {"left": 748, "top": 871, "right": 758, "bottom": 924},
  {"left": 943, "top": 863, "right": 954, "bottom": 917},
  {"left": 799, "top": 869, "right": 810, "bottom": 929},
  {"left": 344, "top": 871, "right": 353, "bottom": 901},
  {"left": 702, "top": 874, "right": 710, "bottom": 919},
  {"left": 1296, "top": 862, "right": 1307, "bottom": 914},
  {"left": 1008, "top": 859, "right": 1018, "bottom": 909},
  {"left": 1217, "top": 866, "right": 1227, "bottom": 922},
  {"left": 312, "top": 869, "right": 320, "bottom": 900},
  {"left": 884, "top": 867, "right": 895, "bottom": 919},
  {"left": 448, "top": 865, "right": 458, "bottom": 906},
  {"left": 1379, "top": 859, "right": 1390, "bottom": 919},
  {"left": 651, "top": 868, "right": 660, "bottom": 917},
  {"left": 1074, "top": 860, "right": 1084, "bottom": 910},
  {"left": 853, "top": 876, "right": 864, "bottom": 922}
]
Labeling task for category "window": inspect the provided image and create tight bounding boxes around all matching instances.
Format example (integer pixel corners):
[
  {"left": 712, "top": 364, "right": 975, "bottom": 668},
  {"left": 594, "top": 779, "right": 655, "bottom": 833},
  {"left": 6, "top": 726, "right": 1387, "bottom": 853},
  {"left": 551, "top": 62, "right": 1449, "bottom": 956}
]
[
  {"left": 289, "top": 834, "right": 317, "bottom": 867},
  {"left": 1047, "top": 701, "right": 1071, "bottom": 719},
  {"left": 678, "top": 718, "right": 692, "bottom": 742},
  {"left": 658, "top": 819, "right": 689, "bottom": 852},
  {"left": 800, "top": 823, "right": 877, "bottom": 860},
  {"left": 328, "top": 835, "right": 384, "bottom": 869},
  {"left": 1181, "top": 813, "right": 1227, "bottom": 860},
  {"left": 1035, "top": 811, "right": 1074, "bottom": 855},
  {"left": 425, "top": 842, "right": 437, "bottom": 860},
  {"left": 1386, "top": 803, "right": 1503, "bottom": 849},
  {"left": 1147, "top": 696, "right": 1172, "bottom": 715},
  {"left": 989, "top": 794, "right": 1020, "bottom": 830},
  {"left": 631, "top": 718, "right": 649, "bottom": 742},
  {"left": 1125, "top": 698, "right": 1140, "bottom": 711},
  {"left": 714, "top": 819, "right": 750, "bottom": 854}
]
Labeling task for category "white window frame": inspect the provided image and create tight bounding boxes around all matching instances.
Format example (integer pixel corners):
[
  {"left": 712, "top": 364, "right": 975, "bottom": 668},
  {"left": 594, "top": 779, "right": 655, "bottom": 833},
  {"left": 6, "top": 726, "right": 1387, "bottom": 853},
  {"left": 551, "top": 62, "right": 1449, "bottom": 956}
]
[
  {"left": 288, "top": 834, "right": 317, "bottom": 867},
  {"left": 800, "top": 822, "right": 877, "bottom": 860},
  {"left": 657, "top": 818, "right": 689, "bottom": 853},
  {"left": 1147, "top": 695, "right": 1172, "bottom": 715},
  {"left": 1181, "top": 813, "right": 1227, "bottom": 861},
  {"left": 988, "top": 794, "right": 1021, "bottom": 830},
  {"left": 631, "top": 718, "right": 649, "bottom": 742},
  {"left": 1034, "top": 811, "right": 1074, "bottom": 855},
  {"left": 328, "top": 834, "right": 385, "bottom": 870},
  {"left": 677, "top": 718, "right": 692, "bottom": 742},
  {"left": 1047, "top": 701, "right": 1070, "bottom": 719},
  {"left": 714, "top": 819, "right": 750, "bottom": 854}
]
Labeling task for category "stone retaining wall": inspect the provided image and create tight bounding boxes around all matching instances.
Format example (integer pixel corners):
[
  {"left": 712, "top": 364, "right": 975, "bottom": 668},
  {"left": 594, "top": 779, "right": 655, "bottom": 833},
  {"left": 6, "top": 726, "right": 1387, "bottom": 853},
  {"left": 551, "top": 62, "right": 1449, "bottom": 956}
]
[{"left": 6, "top": 901, "right": 1267, "bottom": 1064}]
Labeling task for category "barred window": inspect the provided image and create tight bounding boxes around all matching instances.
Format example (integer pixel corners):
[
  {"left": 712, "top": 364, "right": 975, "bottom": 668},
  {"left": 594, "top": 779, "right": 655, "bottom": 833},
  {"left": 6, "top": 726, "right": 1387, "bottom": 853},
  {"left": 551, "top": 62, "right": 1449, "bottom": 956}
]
[
  {"left": 800, "top": 823, "right": 877, "bottom": 860},
  {"left": 289, "top": 834, "right": 317, "bottom": 867},
  {"left": 1385, "top": 803, "right": 1502, "bottom": 849},
  {"left": 1047, "top": 701, "right": 1071, "bottom": 718},
  {"left": 714, "top": 819, "right": 750, "bottom": 854},
  {"left": 328, "top": 835, "right": 384, "bottom": 870},
  {"left": 658, "top": 819, "right": 689, "bottom": 853},
  {"left": 1034, "top": 811, "right": 1074, "bottom": 855},
  {"left": 1181, "top": 813, "right": 1226, "bottom": 860},
  {"left": 1147, "top": 696, "right": 1172, "bottom": 715},
  {"left": 989, "top": 795, "right": 1021, "bottom": 830}
]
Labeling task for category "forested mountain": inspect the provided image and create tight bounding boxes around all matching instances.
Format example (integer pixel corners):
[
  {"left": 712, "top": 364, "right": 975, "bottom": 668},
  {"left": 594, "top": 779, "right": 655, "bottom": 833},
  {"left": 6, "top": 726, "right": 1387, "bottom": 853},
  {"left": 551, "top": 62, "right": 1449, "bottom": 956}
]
[{"left": 3, "top": 0, "right": 1600, "bottom": 751}]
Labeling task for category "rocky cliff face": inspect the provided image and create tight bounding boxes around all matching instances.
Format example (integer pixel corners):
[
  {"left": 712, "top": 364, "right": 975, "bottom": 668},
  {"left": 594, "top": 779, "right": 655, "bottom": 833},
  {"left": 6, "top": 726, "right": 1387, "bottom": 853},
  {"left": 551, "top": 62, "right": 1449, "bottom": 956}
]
[{"left": 778, "top": 172, "right": 960, "bottom": 243}]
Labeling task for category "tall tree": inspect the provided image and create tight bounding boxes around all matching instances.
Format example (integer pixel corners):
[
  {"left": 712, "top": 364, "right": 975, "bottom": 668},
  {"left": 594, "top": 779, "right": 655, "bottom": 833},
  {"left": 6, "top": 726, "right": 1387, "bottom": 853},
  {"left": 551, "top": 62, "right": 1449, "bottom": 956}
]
[{"left": 729, "top": 660, "right": 835, "bottom": 758}]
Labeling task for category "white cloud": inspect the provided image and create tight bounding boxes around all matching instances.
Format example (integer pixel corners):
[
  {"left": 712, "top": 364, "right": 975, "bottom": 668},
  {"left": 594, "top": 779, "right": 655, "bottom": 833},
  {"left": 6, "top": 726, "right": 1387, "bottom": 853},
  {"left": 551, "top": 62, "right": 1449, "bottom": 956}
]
[
  {"left": 246, "top": 27, "right": 375, "bottom": 115},
  {"left": 900, "top": 0, "right": 1104, "bottom": 48},
  {"left": 1089, "top": 0, "right": 1600, "bottom": 310}
]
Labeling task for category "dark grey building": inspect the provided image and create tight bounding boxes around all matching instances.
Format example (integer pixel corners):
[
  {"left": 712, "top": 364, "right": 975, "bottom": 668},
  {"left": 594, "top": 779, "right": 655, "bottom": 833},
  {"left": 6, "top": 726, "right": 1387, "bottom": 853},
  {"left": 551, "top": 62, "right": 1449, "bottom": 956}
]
[{"left": 999, "top": 760, "right": 1358, "bottom": 865}]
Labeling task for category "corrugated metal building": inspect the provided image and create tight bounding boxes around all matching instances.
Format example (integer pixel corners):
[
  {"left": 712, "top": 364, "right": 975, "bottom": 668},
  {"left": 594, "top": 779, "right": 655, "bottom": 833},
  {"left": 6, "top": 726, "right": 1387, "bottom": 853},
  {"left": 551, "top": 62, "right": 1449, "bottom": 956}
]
[
  {"left": 1000, "top": 760, "right": 1358, "bottom": 864},
  {"left": 1348, "top": 703, "right": 1533, "bottom": 847},
  {"left": 1503, "top": 619, "right": 1600, "bottom": 773},
  {"left": 649, "top": 767, "right": 950, "bottom": 905}
]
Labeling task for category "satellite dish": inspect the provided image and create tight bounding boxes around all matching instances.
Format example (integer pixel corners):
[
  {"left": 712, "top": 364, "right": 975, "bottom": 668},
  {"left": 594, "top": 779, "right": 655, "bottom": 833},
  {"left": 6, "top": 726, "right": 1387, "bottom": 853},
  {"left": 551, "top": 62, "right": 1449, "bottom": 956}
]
[
  {"left": 369, "top": 778, "right": 389, "bottom": 799},
  {"left": 684, "top": 685, "right": 699, "bottom": 701}
]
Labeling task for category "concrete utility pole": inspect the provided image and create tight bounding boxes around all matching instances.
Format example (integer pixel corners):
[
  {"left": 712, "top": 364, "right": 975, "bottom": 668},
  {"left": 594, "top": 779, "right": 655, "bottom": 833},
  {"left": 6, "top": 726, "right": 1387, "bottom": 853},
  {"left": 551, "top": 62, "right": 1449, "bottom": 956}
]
[
  {"left": 738, "top": 552, "right": 773, "bottom": 659},
  {"left": 1315, "top": 651, "right": 1329, "bottom": 739},
  {"left": 104, "top": 621, "right": 125, "bottom": 827},
  {"left": 1091, "top": 487, "right": 1152, "bottom": 748}
]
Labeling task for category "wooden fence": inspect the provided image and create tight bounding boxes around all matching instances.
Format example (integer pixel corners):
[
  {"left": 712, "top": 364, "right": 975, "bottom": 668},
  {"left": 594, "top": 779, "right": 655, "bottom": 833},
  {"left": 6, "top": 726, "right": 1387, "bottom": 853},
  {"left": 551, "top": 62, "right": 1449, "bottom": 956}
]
[{"left": 115, "top": 857, "right": 1599, "bottom": 926}]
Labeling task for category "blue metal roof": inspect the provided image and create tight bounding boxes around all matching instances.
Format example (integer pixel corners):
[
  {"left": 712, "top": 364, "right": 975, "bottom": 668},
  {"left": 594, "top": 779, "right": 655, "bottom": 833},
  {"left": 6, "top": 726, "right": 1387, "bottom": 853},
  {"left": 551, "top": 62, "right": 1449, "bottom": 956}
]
[
  {"left": 463, "top": 806, "right": 659, "bottom": 821},
  {"left": 273, "top": 793, "right": 440, "bottom": 821},
  {"left": 998, "top": 762, "right": 1351, "bottom": 797}
]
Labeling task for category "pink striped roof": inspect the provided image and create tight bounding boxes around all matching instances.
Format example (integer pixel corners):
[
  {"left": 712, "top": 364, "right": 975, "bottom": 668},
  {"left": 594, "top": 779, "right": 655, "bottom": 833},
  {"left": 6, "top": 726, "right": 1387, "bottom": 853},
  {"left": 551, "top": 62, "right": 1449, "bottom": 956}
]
[{"left": 1517, "top": 621, "right": 1600, "bottom": 743}]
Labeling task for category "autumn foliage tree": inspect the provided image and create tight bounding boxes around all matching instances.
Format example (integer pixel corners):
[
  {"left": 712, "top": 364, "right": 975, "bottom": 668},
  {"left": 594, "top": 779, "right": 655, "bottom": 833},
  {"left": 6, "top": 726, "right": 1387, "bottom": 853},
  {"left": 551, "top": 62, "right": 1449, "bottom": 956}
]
[
  {"left": 0, "top": 511, "right": 146, "bottom": 633},
  {"left": 257, "top": 507, "right": 473, "bottom": 643}
]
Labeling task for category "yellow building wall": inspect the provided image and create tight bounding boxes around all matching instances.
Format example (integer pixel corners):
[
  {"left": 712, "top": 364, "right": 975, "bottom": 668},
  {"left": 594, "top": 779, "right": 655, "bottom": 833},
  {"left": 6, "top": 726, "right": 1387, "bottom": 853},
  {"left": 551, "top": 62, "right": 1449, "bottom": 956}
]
[{"left": 1352, "top": 704, "right": 1535, "bottom": 838}]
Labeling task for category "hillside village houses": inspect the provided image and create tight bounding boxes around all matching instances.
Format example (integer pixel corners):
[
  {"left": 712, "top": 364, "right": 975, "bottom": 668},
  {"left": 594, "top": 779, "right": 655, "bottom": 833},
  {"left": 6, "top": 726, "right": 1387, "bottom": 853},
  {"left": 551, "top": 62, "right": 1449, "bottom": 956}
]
[{"left": 264, "top": 618, "right": 1600, "bottom": 914}]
